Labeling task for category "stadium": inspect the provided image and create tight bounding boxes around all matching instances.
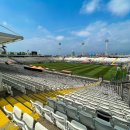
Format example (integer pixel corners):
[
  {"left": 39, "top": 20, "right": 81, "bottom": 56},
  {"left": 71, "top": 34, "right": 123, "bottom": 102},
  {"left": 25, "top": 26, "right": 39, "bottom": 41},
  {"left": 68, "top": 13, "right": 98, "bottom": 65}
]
[
  {"left": 1, "top": 1, "right": 130, "bottom": 130},
  {"left": 0, "top": 32, "right": 130, "bottom": 130}
]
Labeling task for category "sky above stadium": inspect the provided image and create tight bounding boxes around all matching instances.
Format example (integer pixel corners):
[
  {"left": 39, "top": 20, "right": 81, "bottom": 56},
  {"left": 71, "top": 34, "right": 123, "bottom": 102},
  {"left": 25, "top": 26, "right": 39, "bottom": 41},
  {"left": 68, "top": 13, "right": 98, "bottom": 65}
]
[{"left": 0, "top": 0, "right": 130, "bottom": 55}]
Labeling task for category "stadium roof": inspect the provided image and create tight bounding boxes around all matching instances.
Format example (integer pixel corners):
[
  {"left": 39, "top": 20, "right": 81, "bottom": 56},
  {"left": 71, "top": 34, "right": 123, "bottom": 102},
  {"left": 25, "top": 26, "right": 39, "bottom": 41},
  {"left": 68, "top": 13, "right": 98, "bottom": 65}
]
[{"left": 0, "top": 32, "right": 23, "bottom": 45}]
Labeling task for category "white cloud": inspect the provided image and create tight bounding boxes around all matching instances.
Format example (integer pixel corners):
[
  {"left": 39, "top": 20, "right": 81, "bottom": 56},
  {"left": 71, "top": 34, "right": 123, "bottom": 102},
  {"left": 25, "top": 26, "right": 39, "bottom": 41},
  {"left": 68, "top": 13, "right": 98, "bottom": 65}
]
[
  {"left": 55, "top": 35, "right": 64, "bottom": 41},
  {"left": 2, "top": 21, "right": 7, "bottom": 26},
  {"left": 45, "top": 35, "right": 64, "bottom": 41},
  {"left": 80, "top": 0, "right": 130, "bottom": 16},
  {"left": 7, "top": 36, "right": 58, "bottom": 55},
  {"left": 36, "top": 25, "right": 49, "bottom": 34},
  {"left": 37, "top": 25, "right": 43, "bottom": 30},
  {"left": 80, "top": 0, "right": 100, "bottom": 14},
  {"left": 72, "top": 21, "right": 107, "bottom": 37},
  {"left": 7, "top": 20, "right": 130, "bottom": 55},
  {"left": 72, "top": 30, "right": 90, "bottom": 37},
  {"left": 36, "top": 25, "right": 64, "bottom": 41},
  {"left": 108, "top": 0, "right": 130, "bottom": 16},
  {"left": 71, "top": 20, "right": 130, "bottom": 53}
]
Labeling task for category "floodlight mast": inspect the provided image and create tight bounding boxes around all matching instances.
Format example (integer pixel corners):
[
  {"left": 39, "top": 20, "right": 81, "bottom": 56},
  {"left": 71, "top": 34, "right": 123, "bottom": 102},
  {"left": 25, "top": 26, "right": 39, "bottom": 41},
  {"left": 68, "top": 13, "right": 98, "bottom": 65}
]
[
  {"left": 58, "top": 43, "right": 61, "bottom": 56},
  {"left": 81, "top": 42, "right": 85, "bottom": 56},
  {"left": 105, "top": 39, "right": 109, "bottom": 56}
]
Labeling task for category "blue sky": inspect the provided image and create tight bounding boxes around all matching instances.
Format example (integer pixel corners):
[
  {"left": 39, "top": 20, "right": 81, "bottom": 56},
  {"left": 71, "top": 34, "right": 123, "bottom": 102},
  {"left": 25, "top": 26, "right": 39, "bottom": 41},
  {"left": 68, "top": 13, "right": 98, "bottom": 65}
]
[{"left": 0, "top": 0, "right": 130, "bottom": 55}]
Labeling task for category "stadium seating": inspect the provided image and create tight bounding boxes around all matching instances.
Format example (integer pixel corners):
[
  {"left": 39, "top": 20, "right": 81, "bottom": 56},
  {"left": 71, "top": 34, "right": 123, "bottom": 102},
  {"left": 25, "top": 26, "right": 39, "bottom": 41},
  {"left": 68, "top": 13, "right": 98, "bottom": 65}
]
[
  {"left": 2, "top": 56, "right": 129, "bottom": 65},
  {"left": 56, "top": 101, "right": 66, "bottom": 114},
  {"left": 35, "top": 122, "right": 48, "bottom": 130},
  {"left": 44, "top": 105, "right": 54, "bottom": 123},
  {"left": 4, "top": 105, "right": 48, "bottom": 130},
  {"left": 10, "top": 56, "right": 63, "bottom": 64},
  {"left": 4, "top": 106, "right": 27, "bottom": 130},
  {"left": 32, "top": 84, "right": 130, "bottom": 130},
  {"left": 0, "top": 82, "right": 76, "bottom": 130},
  {"left": 64, "top": 56, "right": 130, "bottom": 65},
  {"left": 0, "top": 109, "right": 19, "bottom": 130},
  {"left": 113, "top": 116, "right": 130, "bottom": 130},
  {"left": 13, "top": 106, "right": 23, "bottom": 123},
  {"left": 22, "top": 113, "right": 34, "bottom": 129},
  {"left": 1, "top": 81, "right": 130, "bottom": 130},
  {"left": 30, "top": 100, "right": 88, "bottom": 130},
  {"left": 94, "top": 117, "right": 113, "bottom": 130},
  {"left": 66, "top": 105, "right": 79, "bottom": 121},
  {"left": 52, "top": 111, "right": 67, "bottom": 130},
  {"left": 1, "top": 57, "right": 130, "bottom": 130},
  {"left": 79, "top": 110, "right": 94, "bottom": 129},
  {"left": 3, "top": 83, "right": 13, "bottom": 96},
  {"left": 67, "top": 120, "right": 87, "bottom": 130},
  {"left": 1, "top": 71, "right": 90, "bottom": 93}
]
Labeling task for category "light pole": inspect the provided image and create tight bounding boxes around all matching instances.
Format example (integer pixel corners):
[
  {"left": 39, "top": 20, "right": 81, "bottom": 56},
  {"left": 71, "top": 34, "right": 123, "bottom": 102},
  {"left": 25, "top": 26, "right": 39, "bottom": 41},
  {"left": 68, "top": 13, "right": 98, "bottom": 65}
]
[
  {"left": 27, "top": 50, "right": 29, "bottom": 55},
  {"left": 105, "top": 39, "right": 109, "bottom": 56},
  {"left": 58, "top": 43, "right": 61, "bottom": 57},
  {"left": 81, "top": 42, "right": 85, "bottom": 56},
  {"left": 72, "top": 49, "right": 75, "bottom": 57},
  {"left": 38, "top": 50, "right": 40, "bottom": 56}
]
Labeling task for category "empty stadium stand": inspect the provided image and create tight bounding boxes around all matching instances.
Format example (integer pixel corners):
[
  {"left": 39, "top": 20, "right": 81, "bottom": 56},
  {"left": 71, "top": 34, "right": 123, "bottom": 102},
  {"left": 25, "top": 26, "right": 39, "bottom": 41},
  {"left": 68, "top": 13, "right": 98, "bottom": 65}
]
[
  {"left": 30, "top": 84, "right": 130, "bottom": 130},
  {"left": 0, "top": 82, "right": 130, "bottom": 129},
  {"left": 0, "top": 56, "right": 130, "bottom": 130},
  {"left": 0, "top": 63, "right": 88, "bottom": 129},
  {"left": 1, "top": 56, "right": 130, "bottom": 65},
  {"left": 0, "top": 85, "right": 78, "bottom": 129}
]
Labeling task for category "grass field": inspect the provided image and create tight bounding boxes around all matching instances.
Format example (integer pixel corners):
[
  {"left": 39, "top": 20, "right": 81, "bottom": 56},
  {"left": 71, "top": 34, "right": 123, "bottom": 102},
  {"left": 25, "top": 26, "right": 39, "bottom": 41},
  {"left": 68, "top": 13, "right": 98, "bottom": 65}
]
[{"left": 32, "top": 62, "right": 119, "bottom": 80}]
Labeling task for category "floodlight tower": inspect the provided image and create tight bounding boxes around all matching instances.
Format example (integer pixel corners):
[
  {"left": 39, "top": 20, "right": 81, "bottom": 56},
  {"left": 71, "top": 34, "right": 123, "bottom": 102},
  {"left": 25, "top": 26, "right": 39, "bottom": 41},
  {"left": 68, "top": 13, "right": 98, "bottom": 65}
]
[
  {"left": 58, "top": 43, "right": 61, "bottom": 56},
  {"left": 105, "top": 39, "right": 109, "bottom": 56},
  {"left": 81, "top": 42, "right": 85, "bottom": 56},
  {"left": 72, "top": 49, "right": 75, "bottom": 57},
  {"left": 38, "top": 50, "right": 40, "bottom": 56}
]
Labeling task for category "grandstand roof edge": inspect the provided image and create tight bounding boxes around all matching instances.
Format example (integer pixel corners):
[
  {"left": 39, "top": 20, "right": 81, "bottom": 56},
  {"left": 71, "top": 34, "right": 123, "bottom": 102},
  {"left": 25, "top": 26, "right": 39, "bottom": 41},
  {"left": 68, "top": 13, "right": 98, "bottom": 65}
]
[{"left": 0, "top": 32, "right": 24, "bottom": 45}]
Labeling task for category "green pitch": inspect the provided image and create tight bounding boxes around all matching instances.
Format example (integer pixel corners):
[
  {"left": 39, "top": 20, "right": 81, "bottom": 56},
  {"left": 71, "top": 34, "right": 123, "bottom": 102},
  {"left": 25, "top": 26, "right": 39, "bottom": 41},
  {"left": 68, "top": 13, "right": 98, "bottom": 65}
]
[{"left": 32, "top": 62, "right": 120, "bottom": 80}]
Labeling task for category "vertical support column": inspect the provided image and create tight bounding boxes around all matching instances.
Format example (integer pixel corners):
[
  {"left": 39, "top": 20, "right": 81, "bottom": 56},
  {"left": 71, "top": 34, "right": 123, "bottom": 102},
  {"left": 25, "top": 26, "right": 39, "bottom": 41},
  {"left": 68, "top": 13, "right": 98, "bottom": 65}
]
[
  {"left": 117, "top": 85, "right": 119, "bottom": 95},
  {"left": 120, "top": 83, "right": 123, "bottom": 100},
  {"left": 128, "top": 85, "right": 130, "bottom": 107},
  {"left": 115, "top": 85, "right": 117, "bottom": 92},
  {"left": 114, "top": 84, "right": 116, "bottom": 92},
  {"left": 119, "top": 85, "right": 121, "bottom": 96}
]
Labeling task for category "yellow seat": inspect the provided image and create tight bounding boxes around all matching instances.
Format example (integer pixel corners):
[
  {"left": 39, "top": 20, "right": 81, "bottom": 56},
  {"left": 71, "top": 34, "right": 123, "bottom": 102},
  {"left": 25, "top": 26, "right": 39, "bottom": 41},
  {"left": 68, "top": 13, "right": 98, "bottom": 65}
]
[
  {"left": 6, "top": 96, "right": 39, "bottom": 120},
  {"left": 0, "top": 109, "right": 10, "bottom": 128},
  {"left": 15, "top": 96, "right": 32, "bottom": 109},
  {"left": 0, "top": 98, "right": 13, "bottom": 112},
  {"left": 21, "top": 95, "right": 35, "bottom": 102},
  {"left": 29, "top": 94, "right": 46, "bottom": 105},
  {"left": 0, "top": 109, "right": 19, "bottom": 130},
  {"left": 33, "top": 94, "right": 46, "bottom": 104}
]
